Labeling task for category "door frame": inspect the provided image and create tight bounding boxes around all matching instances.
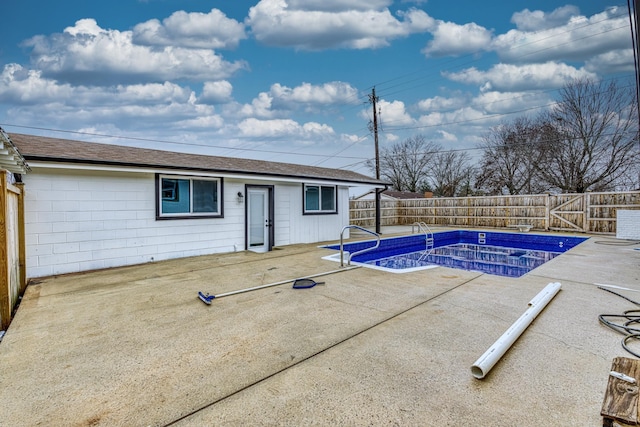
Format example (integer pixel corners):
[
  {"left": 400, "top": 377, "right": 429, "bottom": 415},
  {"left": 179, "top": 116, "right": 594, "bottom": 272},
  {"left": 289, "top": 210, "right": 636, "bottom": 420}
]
[{"left": 245, "top": 185, "right": 275, "bottom": 252}]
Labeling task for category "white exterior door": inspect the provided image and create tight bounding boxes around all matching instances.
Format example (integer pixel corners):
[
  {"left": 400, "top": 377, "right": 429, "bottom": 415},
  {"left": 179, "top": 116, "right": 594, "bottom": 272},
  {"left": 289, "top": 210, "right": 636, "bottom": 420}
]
[{"left": 247, "top": 187, "right": 272, "bottom": 252}]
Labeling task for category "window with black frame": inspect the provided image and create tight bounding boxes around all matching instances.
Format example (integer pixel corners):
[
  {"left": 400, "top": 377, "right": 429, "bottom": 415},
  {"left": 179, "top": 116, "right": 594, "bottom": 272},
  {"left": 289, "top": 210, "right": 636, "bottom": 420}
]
[
  {"left": 158, "top": 174, "right": 222, "bottom": 218},
  {"left": 303, "top": 184, "right": 337, "bottom": 214}
]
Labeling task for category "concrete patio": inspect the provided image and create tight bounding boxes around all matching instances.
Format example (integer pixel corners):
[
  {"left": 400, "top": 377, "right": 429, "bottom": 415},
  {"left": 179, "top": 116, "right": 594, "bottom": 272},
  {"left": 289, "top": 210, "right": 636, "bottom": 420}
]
[{"left": 1, "top": 227, "right": 639, "bottom": 426}]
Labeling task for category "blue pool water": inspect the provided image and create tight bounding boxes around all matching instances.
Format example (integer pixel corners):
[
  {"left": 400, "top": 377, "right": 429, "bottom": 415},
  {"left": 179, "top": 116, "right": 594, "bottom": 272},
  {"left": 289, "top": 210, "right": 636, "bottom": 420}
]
[{"left": 323, "top": 230, "right": 587, "bottom": 277}]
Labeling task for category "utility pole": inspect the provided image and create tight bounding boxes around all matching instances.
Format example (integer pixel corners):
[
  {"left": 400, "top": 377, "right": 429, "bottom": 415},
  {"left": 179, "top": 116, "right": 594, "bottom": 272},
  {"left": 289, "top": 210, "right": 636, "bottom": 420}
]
[
  {"left": 369, "top": 87, "right": 381, "bottom": 234},
  {"left": 371, "top": 87, "right": 380, "bottom": 180}
]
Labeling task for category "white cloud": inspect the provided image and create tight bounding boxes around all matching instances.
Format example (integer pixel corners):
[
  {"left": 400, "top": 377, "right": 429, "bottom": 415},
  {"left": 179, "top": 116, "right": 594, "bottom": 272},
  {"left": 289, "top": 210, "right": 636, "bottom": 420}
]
[
  {"left": 511, "top": 5, "right": 580, "bottom": 31},
  {"left": 0, "top": 64, "right": 194, "bottom": 107},
  {"left": 247, "top": 0, "right": 434, "bottom": 50},
  {"left": 397, "top": 8, "right": 437, "bottom": 32},
  {"left": 24, "top": 19, "right": 247, "bottom": 85},
  {"left": 199, "top": 81, "right": 234, "bottom": 104},
  {"left": 0, "top": 64, "right": 73, "bottom": 104},
  {"left": 416, "top": 108, "right": 464, "bottom": 127},
  {"left": 417, "top": 95, "right": 467, "bottom": 112},
  {"left": 342, "top": 133, "right": 365, "bottom": 143},
  {"left": 238, "top": 81, "right": 360, "bottom": 117},
  {"left": 471, "top": 90, "right": 553, "bottom": 114},
  {"left": 493, "top": 7, "right": 631, "bottom": 64},
  {"left": 359, "top": 99, "right": 413, "bottom": 129},
  {"left": 383, "top": 133, "right": 400, "bottom": 143},
  {"left": 132, "top": 9, "right": 247, "bottom": 49},
  {"left": 239, "top": 92, "right": 275, "bottom": 118},
  {"left": 585, "top": 49, "right": 635, "bottom": 75},
  {"left": 114, "top": 82, "right": 193, "bottom": 105},
  {"left": 0, "top": 62, "right": 226, "bottom": 134},
  {"left": 237, "top": 117, "right": 334, "bottom": 138},
  {"left": 416, "top": 106, "right": 501, "bottom": 137},
  {"left": 377, "top": 99, "right": 414, "bottom": 127},
  {"left": 422, "top": 21, "right": 493, "bottom": 57},
  {"left": 286, "top": 0, "right": 392, "bottom": 12},
  {"left": 436, "top": 130, "right": 457, "bottom": 142},
  {"left": 302, "top": 121, "right": 335, "bottom": 135},
  {"left": 270, "top": 81, "right": 359, "bottom": 109},
  {"left": 444, "top": 62, "right": 597, "bottom": 92},
  {"left": 0, "top": 66, "right": 351, "bottom": 146},
  {"left": 2, "top": 3, "right": 631, "bottom": 165},
  {"left": 175, "top": 114, "right": 225, "bottom": 129}
]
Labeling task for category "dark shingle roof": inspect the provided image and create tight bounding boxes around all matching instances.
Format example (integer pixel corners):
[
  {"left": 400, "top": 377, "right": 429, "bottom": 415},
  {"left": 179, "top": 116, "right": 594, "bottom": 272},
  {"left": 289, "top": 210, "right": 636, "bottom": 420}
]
[
  {"left": 383, "top": 190, "right": 426, "bottom": 199},
  {"left": 10, "top": 133, "right": 387, "bottom": 186}
]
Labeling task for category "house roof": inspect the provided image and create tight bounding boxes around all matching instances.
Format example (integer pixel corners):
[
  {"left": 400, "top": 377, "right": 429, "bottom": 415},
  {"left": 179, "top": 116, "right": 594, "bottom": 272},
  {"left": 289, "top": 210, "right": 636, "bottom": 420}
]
[{"left": 9, "top": 133, "right": 388, "bottom": 186}]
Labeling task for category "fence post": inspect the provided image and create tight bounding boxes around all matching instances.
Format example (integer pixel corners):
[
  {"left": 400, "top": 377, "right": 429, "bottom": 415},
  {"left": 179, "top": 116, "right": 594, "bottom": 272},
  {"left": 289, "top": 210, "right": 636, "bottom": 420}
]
[
  {"left": 584, "top": 192, "right": 590, "bottom": 232},
  {"left": 0, "top": 171, "right": 10, "bottom": 330},
  {"left": 544, "top": 193, "right": 550, "bottom": 230},
  {"left": 16, "top": 182, "right": 26, "bottom": 294}
]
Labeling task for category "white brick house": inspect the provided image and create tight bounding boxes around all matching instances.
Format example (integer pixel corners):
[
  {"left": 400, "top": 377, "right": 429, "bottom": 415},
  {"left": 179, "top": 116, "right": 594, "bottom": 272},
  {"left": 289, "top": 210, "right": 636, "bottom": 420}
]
[{"left": 10, "top": 133, "right": 386, "bottom": 278}]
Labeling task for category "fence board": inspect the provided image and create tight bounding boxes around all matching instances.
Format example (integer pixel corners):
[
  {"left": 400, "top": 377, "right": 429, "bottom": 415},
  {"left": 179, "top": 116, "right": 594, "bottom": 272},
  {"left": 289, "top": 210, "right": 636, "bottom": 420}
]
[
  {"left": 1, "top": 172, "right": 23, "bottom": 330},
  {"left": 350, "top": 191, "right": 640, "bottom": 234}
]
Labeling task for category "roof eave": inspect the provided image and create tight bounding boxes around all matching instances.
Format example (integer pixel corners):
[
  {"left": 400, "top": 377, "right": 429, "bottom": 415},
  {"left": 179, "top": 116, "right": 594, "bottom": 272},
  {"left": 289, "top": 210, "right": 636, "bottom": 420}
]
[
  {"left": 24, "top": 156, "right": 388, "bottom": 187},
  {"left": 0, "top": 128, "right": 30, "bottom": 174}
]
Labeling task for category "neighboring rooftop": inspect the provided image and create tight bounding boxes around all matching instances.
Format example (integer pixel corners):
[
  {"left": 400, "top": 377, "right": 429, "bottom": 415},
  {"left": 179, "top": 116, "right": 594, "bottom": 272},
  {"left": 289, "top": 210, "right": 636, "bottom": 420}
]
[
  {"left": 353, "top": 189, "right": 428, "bottom": 200},
  {"left": 9, "top": 132, "right": 387, "bottom": 186},
  {"left": 383, "top": 190, "right": 430, "bottom": 199}
]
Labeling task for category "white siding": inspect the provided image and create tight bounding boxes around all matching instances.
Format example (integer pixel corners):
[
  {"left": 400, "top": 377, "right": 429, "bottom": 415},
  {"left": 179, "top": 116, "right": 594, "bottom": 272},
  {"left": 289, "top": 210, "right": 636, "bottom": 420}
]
[
  {"left": 274, "top": 184, "right": 292, "bottom": 247},
  {"left": 249, "top": 182, "right": 347, "bottom": 246},
  {"left": 285, "top": 184, "right": 349, "bottom": 244},
  {"left": 23, "top": 169, "right": 353, "bottom": 278},
  {"left": 24, "top": 169, "right": 246, "bottom": 277}
]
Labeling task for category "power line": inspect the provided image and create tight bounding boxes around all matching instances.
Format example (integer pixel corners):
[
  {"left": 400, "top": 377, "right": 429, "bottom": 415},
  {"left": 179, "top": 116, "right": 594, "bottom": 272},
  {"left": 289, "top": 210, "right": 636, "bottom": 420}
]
[
  {"left": 315, "top": 9, "right": 637, "bottom": 169},
  {"left": 628, "top": 0, "right": 640, "bottom": 130},
  {"left": 266, "top": 5, "right": 633, "bottom": 147},
  {"left": 378, "top": 77, "right": 636, "bottom": 133},
  {"left": 371, "top": 8, "right": 630, "bottom": 101},
  {"left": 2, "top": 6, "right": 633, "bottom": 171},
  {"left": 0, "top": 123, "right": 372, "bottom": 162}
]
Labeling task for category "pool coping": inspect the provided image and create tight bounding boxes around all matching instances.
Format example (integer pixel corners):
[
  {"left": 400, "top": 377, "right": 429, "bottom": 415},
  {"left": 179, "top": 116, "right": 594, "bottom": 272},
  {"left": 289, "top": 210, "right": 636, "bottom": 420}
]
[
  {"left": 321, "top": 251, "right": 441, "bottom": 274},
  {"left": 321, "top": 229, "right": 588, "bottom": 275}
]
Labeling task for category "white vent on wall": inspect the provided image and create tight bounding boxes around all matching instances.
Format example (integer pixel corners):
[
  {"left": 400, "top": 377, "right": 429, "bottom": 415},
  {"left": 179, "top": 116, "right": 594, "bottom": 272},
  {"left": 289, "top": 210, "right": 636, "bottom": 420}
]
[{"left": 616, "top": 210, "right": 640, "bottom": 240}]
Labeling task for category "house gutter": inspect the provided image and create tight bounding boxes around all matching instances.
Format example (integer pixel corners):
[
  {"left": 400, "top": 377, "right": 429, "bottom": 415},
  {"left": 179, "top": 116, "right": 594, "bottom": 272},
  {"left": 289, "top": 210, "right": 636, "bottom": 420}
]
[
  {"left": 375, "top": 185, "right": 388, "bottom": 234},
  {"left": 22, "top": 158, "right": 388, "bottom": 188}
]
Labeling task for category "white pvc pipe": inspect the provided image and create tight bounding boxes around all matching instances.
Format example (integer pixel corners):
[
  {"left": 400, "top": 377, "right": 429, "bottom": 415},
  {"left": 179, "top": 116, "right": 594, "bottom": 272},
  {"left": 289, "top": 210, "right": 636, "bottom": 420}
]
[{"left": 471, "top": 282, "right": 562, "bottom": 379}]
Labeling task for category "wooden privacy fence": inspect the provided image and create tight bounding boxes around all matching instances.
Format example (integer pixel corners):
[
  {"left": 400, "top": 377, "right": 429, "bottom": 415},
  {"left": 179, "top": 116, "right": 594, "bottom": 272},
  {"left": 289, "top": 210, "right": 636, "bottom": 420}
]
[
  {"left": 350, "top": 191, "right": 640, "bottom": 234},
  {"left": 0, "top": 171, "right": 26, "bottom": 330}
]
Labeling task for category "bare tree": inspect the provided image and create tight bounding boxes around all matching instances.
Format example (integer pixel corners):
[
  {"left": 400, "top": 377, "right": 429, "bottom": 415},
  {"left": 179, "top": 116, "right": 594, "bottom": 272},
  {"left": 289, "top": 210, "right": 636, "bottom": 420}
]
[
  {"left": 476, "top": 117, "right": 547, "bottom": 195},
  {"left": 536, "top": 78, "right": 640, "bottom": 193},
  {"left": 428, "top": 150, "right": 474, "bottom": 197},
  {"left": 367, "top": 135, "right": 440, "bottom": 192}
]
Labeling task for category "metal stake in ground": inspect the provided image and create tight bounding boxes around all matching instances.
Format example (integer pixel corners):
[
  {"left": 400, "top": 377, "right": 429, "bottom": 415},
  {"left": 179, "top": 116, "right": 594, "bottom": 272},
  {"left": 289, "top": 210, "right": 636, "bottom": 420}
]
[{"left": 197, "top": 266, "right": 358, "bottom": 304}]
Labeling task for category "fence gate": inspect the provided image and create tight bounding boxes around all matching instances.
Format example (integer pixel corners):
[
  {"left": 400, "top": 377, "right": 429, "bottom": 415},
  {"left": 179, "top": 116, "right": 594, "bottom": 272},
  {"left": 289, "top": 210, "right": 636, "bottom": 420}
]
[
  {"left": 1, "top": 130, "right": 30, "bottom": 330},
  {"left": 548, "top": 194, "right": 586, "bottom": 232}
]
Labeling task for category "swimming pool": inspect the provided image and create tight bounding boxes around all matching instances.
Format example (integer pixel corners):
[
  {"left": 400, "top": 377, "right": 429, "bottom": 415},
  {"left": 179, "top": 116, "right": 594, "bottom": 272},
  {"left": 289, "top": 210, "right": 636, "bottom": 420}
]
[{"left": 323, "top": 230, "right": 587, "bottom": 277}]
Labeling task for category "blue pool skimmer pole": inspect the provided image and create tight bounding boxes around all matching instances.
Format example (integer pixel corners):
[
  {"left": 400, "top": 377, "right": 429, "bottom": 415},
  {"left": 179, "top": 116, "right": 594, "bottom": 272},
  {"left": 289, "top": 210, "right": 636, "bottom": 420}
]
[{"left": 198, "top": 266, "right": 358, "bottom": 304}]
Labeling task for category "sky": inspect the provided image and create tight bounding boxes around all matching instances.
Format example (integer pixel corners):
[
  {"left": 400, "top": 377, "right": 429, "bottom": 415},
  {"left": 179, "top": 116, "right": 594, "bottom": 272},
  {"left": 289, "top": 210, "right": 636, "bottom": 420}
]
[{"left": 0, "top": 0, "right": 635, "bottom": 177}]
